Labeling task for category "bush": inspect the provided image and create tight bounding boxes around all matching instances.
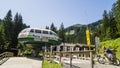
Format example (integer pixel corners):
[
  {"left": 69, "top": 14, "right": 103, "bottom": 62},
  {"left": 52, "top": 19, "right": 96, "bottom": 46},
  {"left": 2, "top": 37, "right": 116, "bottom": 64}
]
[
  {"left": 24, "top": 49, "right": 32, "bottom": 55},
  {"left": 42, "top": 60, "right": 62, "bottom": 68},
  {"left": 100, "top": 38, "right": 120, "bottom": 59}
]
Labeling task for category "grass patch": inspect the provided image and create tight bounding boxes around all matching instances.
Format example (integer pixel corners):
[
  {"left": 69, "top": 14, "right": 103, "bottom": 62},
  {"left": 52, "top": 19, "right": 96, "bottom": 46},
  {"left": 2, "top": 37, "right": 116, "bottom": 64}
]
[
  {"left": 42, "top": 60, "right": 62, "bottom": 68},
  {"left": 116, "top": 51, "right": 120, "bottom": 60}
]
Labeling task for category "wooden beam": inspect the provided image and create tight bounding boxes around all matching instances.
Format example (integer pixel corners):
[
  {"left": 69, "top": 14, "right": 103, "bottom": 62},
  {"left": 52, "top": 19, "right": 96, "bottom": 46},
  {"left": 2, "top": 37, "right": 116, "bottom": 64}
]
[{"left": 54, "top": 50, "right": 95, "bottom": 54}]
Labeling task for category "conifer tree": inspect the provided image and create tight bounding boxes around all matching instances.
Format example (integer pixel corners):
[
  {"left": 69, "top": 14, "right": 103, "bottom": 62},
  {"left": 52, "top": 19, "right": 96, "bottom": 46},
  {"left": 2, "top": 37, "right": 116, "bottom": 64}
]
[
  {"left": 50, "top": 23, "right": 57, "bottom": 33},
  {"left": 13, "top": 13, "right": 29, "bottom": 48},
  {"left": 101, "top": 10, "right": 109, "bottom": 40},
  {"left": 108, "top": 11, "right": 118, "bottom": 39},
  {"left": 0, "top": 10, "right": 13, "bottom": 49},
  {"left": 58, "top": 23, "right": 65, "bottom": 43},
  {"left": 45, "top": 26, "right": 49, "bottom": 29},
  {"left": 114, "top": 0, "right": 120, "bottom": 37}
]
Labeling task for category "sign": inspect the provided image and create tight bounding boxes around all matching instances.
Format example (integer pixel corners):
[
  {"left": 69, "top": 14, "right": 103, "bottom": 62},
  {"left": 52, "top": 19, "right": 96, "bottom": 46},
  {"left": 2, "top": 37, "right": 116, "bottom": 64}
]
[
  {"left": 86, "top": 29, "right": 91, "bottom": 45},
  {"left": 95, "top": 36, "right": 100, "bottom": 46},
  {"left": 95, "top": 36, "right": 100, "bottom": 53}
]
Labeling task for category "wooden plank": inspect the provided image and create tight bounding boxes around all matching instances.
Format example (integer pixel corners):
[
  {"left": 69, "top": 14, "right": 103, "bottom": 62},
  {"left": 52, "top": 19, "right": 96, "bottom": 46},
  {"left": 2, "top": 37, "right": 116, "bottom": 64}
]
[
  {"left": 0, "top": 52, "right": 14, "bottom": 60},
  {"left": 54, "top": 50, "right": 95, "bottom": 54},
  {"left": 70, "top": 52, "right": 72, "bottom": 68},
  {"left": 90, "top": 51, "right": 93, "bottom": 68}
]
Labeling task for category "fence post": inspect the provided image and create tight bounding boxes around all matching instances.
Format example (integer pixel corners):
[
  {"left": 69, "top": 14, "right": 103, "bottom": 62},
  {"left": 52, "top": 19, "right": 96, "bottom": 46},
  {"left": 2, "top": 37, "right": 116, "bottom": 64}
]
[
  {"left": 70, "top": 52, "right": 72, "bottom": 68},
  {"left": 59, "top": 51, "right": 61, "bottom": 63},
  {"left": 90, "top": 51, "right": 93, "bottom": 68},
  {"left": 50, "top": 45, "right": 52, "bottom": 62}
]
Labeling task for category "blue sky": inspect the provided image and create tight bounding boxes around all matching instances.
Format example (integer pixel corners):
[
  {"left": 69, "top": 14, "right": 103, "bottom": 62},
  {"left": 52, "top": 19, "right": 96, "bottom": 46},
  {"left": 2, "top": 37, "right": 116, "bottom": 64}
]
[{"left": 0, "top": 0, "right": 116, "bottom": 28}]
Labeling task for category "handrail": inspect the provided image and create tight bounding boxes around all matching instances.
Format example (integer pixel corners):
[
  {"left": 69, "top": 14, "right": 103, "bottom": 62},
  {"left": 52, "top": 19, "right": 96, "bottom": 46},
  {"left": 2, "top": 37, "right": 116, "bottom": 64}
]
[
  {"left": 54, "top": 50, "right": 95, "bottom": 54},
  {"left": 0, "top": 52, "right": 14, "bottom": 60},
  {"left": 53, "top": 50, "right": 95, "bottom": 68}
]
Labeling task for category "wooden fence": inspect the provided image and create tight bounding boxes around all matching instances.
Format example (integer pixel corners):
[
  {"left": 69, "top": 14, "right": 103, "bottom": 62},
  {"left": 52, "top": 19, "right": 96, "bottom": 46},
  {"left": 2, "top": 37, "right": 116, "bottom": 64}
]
[
  {"left": 0, "top": 52, "right": 14, "bottom": 62},
  {"left": 44, "top": 50, "right": 95, "bottom": 68}
]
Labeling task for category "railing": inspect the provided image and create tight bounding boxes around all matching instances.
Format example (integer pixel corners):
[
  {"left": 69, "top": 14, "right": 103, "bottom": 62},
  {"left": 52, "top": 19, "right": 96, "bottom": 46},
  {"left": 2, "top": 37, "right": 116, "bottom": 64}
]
[
  {"left": 44, "top": 50, "right": 95, "bottom": 68},
  {"left": 0, "top": 52, "right": 14, "bottom": 65},
  {"left": 54, "top": 50, "right": 95, "bottom": 68},
  {"left": 0, "top": 52, "right": 14, "bottom": 59}
]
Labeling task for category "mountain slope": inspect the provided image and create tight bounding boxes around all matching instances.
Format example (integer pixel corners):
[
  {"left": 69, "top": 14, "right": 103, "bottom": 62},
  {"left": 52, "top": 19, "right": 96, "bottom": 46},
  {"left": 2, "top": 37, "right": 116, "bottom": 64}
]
[{"left": 64, "top": 20, "right": 102, "bottom": 44}]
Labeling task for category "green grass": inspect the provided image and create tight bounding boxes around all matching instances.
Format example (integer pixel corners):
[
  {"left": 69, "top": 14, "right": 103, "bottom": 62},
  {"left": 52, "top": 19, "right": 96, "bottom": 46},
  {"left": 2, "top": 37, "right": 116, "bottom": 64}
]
[
  {"left": 42, "top": 60, "right": 62, "bottom": 68},
  {"left": 100, "top": 38, "right": 120, "bottom": 59},
  {"left": 116, "top": 51, "right": 120, "bottom": 60}
]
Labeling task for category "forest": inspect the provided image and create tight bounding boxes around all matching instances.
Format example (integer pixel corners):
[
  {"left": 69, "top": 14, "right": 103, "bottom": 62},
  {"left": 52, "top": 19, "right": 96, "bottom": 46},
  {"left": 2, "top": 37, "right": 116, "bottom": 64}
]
[{"left": 0, "top": 10, "right": 29, "bottom": 52}]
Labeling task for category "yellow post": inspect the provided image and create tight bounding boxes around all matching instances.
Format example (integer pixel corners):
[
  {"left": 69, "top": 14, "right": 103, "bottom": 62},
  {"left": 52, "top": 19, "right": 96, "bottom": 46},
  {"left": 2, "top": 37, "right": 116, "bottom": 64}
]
[{"left": 86, "top": 29, "right": 91, "bottom": 50}]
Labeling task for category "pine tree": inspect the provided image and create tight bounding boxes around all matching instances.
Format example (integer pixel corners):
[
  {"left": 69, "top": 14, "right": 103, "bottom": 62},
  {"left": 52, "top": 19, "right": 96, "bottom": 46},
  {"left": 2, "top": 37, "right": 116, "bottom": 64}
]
[
  {"left": 101, "top": 10, "right": 109, "bottom": 40},
  {"left": 0, "top": 31, "right": 4, "bottom": 50},
  {"left": 0, "top": 10, "right": 13, "bottom": 49},
  {"left": 13, "top": 13, "right": 29, "bottom": 48},
  {"left": 58, "top": 23, "right": 65, "bottom": 43},
  {"left": 114, "top": 0, "right": 120, "bottom": 37},
  {"left": 0, "top": 19, "right": 1, "bottom": 23},
  {"left": 108, "top": 11, "right": 118, "bottom": 39},
  {"left": 45, "top": 26, "right": 49, "bottom": 29},
  {"left": 13, "top": 13, "right": 21, "bottom": 48},
  {"left": 50, "top": 23, "right": 57, "bottom": 33}
]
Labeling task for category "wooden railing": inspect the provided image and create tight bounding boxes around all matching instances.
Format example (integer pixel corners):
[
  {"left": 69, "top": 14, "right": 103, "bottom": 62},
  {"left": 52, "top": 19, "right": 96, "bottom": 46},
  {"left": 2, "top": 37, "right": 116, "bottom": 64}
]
[
  {"left": 0, "top": 52, "right": 14, "bottom": 60},
  {"left": 54, "top": 50, "right": 95, "bottom": 68}
]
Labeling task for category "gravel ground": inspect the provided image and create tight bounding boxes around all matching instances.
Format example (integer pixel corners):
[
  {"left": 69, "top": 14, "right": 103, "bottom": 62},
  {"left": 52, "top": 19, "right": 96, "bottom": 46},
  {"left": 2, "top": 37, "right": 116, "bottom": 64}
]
[
  {"left": 63, "top": 59, "right": 120, "bottom": 68},
  {"left": 0, "top": 57, "right": 42, "bottom": 68}
]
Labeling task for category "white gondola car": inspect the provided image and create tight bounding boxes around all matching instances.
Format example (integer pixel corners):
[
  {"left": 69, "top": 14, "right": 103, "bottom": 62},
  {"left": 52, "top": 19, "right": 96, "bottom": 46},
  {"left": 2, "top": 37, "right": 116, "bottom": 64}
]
[{"left": 18, "top": 28, "right": 61, "bottom": 44}]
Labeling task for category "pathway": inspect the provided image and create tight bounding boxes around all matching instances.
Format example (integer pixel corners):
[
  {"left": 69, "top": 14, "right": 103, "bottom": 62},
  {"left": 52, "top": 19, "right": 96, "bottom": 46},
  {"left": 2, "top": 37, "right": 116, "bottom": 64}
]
[
  {"left": 0, "top": 57, "right": 42, "bottom": 68},
  {"left": 63, "top": 58, "right": 120, "bottom": 68}
]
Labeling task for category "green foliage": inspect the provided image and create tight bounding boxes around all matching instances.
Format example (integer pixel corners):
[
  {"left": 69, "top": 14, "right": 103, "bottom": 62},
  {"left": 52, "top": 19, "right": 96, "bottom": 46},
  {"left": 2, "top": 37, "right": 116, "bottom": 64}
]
[
  {"left": 114, "top": 0, "right": 120, "bottom": 36},
  {"left": 42, "top": 60, "right": 62, "bottom": 68},
  {"left": 0, "top": 31, "right": 4, "bottom": 46},
  {"left": 12, "top": 13, "right": 29, "bottom": 48},
  {"left": 100, "top": 38, "right": 120, "bottom": 59},
  {"left": 100, "top": 9, "right": 119, "bottom": 41},
  {"left": 100, "top": 10, "right": 109, "bottom": 40},
  {"left": 0, "top": 10, "right": 13, "bottom": 49},
  {"left": 0, "top": 10, "right": 29, "bottom": 50},
  {"left": 58, "top": 23, "right": 65, "bottom": 43},
  {"left": 45, "top": 26, "right": 49, "bottom": 29},
  {"left": 50, "top": 23, "right": 57, "bottom": 33},
  {"left": 23, "top": 49, "right": 32, "bottom": 55},
  {"left": 64, "top": 21, "right": 101, "bottom": 44}
]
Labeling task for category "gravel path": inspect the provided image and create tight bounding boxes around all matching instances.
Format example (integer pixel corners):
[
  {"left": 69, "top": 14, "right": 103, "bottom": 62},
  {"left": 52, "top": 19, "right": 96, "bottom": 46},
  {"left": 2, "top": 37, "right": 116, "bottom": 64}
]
[
  {"left": 0, "top": 57, "right": 42, "bottom": 68},
  {"left": 63, "top": 59, "right": 120, "bottom": 68}
]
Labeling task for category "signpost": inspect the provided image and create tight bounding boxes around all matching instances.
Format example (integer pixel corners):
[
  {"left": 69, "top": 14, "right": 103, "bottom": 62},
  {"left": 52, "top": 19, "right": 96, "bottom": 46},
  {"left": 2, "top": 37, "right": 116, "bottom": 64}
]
[
  {"left": 95, "top": 36, "right": 100, "bottom": 53},
  {"left": 42, "top": 45, "right": 46, "bottom": 63}
]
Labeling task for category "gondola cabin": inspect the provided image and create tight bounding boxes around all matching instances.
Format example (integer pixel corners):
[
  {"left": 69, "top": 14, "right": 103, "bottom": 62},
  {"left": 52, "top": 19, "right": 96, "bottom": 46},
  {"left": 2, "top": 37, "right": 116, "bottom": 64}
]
[{"left": 18, "top": 28, "right": 61, "bottom": 44}]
